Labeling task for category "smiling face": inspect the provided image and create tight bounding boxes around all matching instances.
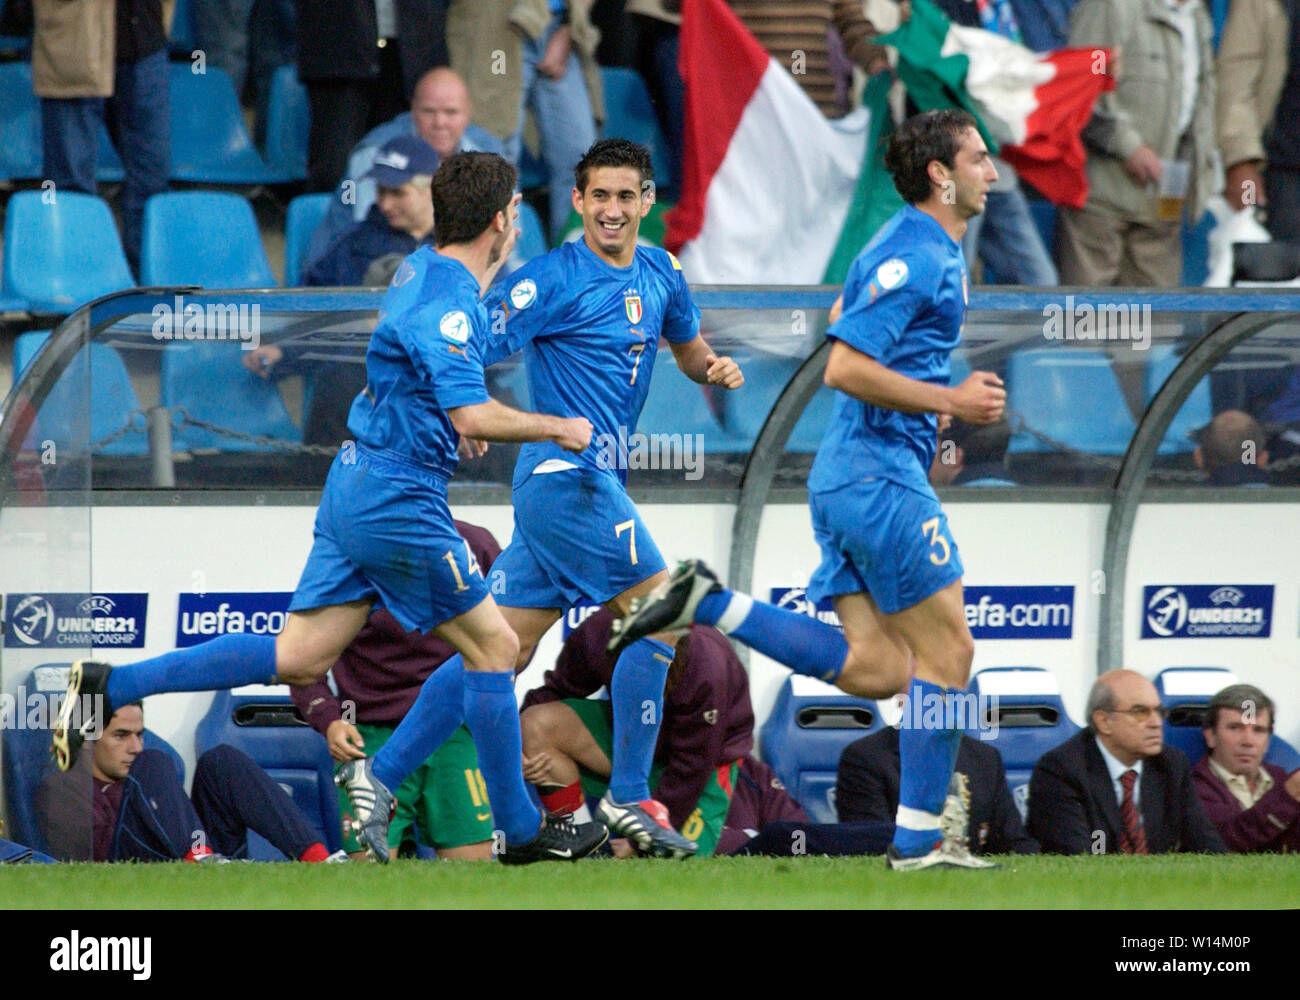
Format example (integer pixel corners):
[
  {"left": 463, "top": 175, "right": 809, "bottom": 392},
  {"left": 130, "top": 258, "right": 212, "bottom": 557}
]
[
  {"left": 573, "top": 165, "right": 651, "bottom": 266},
  {"left": 1205, "top": 708, "right": 1271, "bottom": 779}
]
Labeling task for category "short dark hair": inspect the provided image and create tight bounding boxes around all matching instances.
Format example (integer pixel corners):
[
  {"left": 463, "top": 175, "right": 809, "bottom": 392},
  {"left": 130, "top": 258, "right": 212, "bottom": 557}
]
[
  {"left": 431, "top": 152, "right": 517, "bottom": 248},
  {"left": 943, "top": 417, "right": 1010, "bottom": 466},
  {"left": 574, "top": 138, "right": 654, "bottom": 195},
  {"left": 1197, "top": 410, "right": 1266, "bottom": 471},
  {"left": 884, "top": 110, "right": 980, "bottom": 204},
  {"left": 1204, "top": 683, "right": 1275, "bottom": 732}
]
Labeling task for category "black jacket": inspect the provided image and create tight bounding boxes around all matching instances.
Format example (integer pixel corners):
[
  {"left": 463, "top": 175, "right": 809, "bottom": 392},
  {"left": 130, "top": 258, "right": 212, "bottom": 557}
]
[
  {"left": 1027, "top": 730, "right": 1226, "bottom": 855},
  {"left": 295, "top": 0, "right": 448, "bottom": 93},
  {"left": 836, "top": 726, "right": 1039, "bottom": 855}
]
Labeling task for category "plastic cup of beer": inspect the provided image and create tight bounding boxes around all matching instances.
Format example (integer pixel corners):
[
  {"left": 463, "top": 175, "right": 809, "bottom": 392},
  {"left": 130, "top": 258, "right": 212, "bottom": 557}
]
[{"left": 1156, "top": 160, "right": 1190, "bottom": 222}]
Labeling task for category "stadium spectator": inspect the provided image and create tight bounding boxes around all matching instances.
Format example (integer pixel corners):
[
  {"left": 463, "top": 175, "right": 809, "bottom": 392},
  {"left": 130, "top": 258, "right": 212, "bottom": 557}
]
[
  {"left": 306, "top": 67, "right": 503, "bottom": 268},
  {"left": 502, "top": 1, "right": 603, "bottom": 240},
  {"left": 296, "top": 0, "right": 451, "bottom": 192},
  {"left": 519, "top": 608, "right": 753, "bottom": 857},
  {"left": 1217, "top": 0, "right": 1300, "bottom": 240},
  {"left": 1193, "top": 683, "right": 1300, "bottom": 852},
  {"left": 290, "top": 521, "right": 501, "bottom": 860},
  {"left": 1056, "top": 0, "right": 1217, "bottom": 286},
  {"left": 837, "top": 723, "right": 1039, "bottom": 854},
  {"left": 36, "top": 702, "right": 340, "bottom": 862},
  {"left": 1027, "top": 669, "right": 1226, "bottom": 854},
  {"left": 923, "top": 0, "right": 1058, "bottom": 286},
  {"left": 33, "top": 0, "right": 170, "bottom": 271},
  {"left": 192, "top": 0, "right": 296, "bottom": 142},
  {"left": 1005, "top": 0, "right": 1079, "bottom": 51},
  {"left": 626, "top": 0, "right": 685, "bottom": 197},
  {"left": 1192, "top": 410, "right": 1270, "bottom": 486},
  {"left": 725, "top": 0, "right": 889, "bottom": 119},
  {"left": 929, "top": 417, "right": 1013, "bottom": 486}
]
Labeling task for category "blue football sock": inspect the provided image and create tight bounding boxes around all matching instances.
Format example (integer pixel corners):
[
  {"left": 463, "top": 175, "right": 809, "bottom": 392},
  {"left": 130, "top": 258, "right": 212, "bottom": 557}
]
[
  {"left": 607, "top": 637, "right": 674, "bottom": 804},
  {"left": 893, "top": 678, "right": 964, "bottom": 857},
  {"left": 105, "top": 634, "right": 278, "bottom": 708},
  {"left": 462, "top": 669, "right": 542, "bottom": 845},
  {"left": 696, "top": 589, "right": 847, "bottom": 684},
  {"left": 371, "top": 655, "right": 465, "bottom": 791}
]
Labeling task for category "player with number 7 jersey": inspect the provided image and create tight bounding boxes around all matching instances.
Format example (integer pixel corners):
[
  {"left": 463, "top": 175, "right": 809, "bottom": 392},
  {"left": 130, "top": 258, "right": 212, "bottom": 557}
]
[{"left": 358, "top": 139, "right": 746, "bottom": 859}]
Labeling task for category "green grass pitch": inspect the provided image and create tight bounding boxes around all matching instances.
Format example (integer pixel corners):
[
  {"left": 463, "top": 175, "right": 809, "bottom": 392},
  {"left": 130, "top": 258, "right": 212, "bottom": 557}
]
[{"left": 3, "top": 854, "right": 1296, "bottom": 909}]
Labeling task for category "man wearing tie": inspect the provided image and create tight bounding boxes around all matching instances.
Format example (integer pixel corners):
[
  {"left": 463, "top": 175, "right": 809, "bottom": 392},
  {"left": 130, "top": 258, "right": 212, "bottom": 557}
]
[{"left": 1027, "top": 670, "right": 1225, "bottom": 855}]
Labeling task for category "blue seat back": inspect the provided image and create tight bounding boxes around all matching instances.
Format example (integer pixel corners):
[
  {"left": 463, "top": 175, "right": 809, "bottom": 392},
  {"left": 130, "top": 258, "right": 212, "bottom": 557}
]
[
  {"left": 1154, "top": 667, "right": 1239, "bottom": 765},
  {"left": 263, "top": 64, "right": 309, "bottom": 182},
  {"left": 969, "top": 667, "right": 1081, "bottom": 820},
  {"left": 141, "top": 191, "right": 276, "bottom": 288},
  {"left": 599, "top": 67, "right": 673, "bottom": 195},
  {"left": 194, "top": 690, "right": 341, "bottom": 859},
  {"left": 284, "top": 193, "right": 333, "bottom": 286},
  {"left": 0, "top": 62, "right": 40, "bottom": 181},
  {"left": 162, "top": 340, "right": 300, "bottom": 451},
  {"left": 635, "top": 357, "right": 752, "bottom": 454},
  {"left": 1143, "top": 345, "right": 1212, "bottom": 455},
  {"left": 3, "top": 665, "right": 184, "bottom": 854},
  {"left": 759, "top": 675, "right": 882, "bottom": 822},
  {"left": 1, "top": 191, "right": 135, "bottom": 312},
  {"left": 169, "top": 64, "right": 277, "bottom": 183},
  {"left": 13, "top": 331, "right": 147, "bottom": 456},
  {"left": 1007, "top": 348, "right": 1137, "bottom": 455},
  {"left": 721, "top": 354, "right": 834, "bottom": 453}
]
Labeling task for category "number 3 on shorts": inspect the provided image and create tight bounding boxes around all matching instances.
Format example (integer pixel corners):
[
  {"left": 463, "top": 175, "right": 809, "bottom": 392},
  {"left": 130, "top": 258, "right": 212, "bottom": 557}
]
[{"left": 921, "top": 516, "right": 951, "bottom": 566}]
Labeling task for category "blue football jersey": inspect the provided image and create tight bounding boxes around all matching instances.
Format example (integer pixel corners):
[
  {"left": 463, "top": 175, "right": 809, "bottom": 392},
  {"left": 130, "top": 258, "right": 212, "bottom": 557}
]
[
  {"left": 346, "top": 247, "right": 492, "bottom": 477},
  {"left": 808, "top": 204, "right": 968, "bottom": 495},
  {"left": 482, "top": 239, "right": 700, "bottom": 487}
]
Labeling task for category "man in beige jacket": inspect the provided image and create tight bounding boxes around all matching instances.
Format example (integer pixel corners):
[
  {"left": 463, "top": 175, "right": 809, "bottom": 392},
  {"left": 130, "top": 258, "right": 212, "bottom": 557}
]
[
  {"left": 1057, "top": 0, "right": 1218, "bottom": 286},
  {"left": 1216, "top": 0, "right": 1300, "bottom": 239},
  {"left": 32, "top": 0, "right": 173, "bottom": 270}
]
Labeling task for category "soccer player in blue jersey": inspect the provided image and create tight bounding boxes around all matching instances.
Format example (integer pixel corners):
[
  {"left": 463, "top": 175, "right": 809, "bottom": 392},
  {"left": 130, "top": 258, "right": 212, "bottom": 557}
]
[
  {"left": 346, "top": 139, "right": 745, "bottom": 859},
  {"left": 53, "top": 153, "right": 609, "bottom": 865},
  {"left": 610, "top": 111, "right": 1009, "bottom": 870}
]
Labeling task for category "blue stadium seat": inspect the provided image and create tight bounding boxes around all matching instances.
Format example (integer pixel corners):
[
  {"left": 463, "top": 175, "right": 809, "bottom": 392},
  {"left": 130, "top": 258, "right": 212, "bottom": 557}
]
[
  {"left": 636, "top": 358, "right": 752, "bottom": 453},
  {"left": 162, "top": 339, "right": 300, "bottom": 451},
  {"left": 0, "top": 62, "right": 41, "bottom": 181},
  {"left": 3, "top": 665, "right": 184, "bottom": 856},
  {"left": 1143, "top": 345, "right": 1213, "bottom": 455},
  {"left": 1007, "top": 348, "right": 1138, "bottom": 455},
  {"left": 168, "top": 64, "right": 282, "bottom": 184},
  {"left": 284, "top": 193, "right": 332, "bottom": 286},
  {"left": 1, "top": 191, "right": 136, "bottom": 313},
  {"left": 263, "top": 64, "right": 309, "bottom": 182},
  {"left": 759, "top": 675, "right": 883, "bottom": 823},
  {"left": 969, "top": 667, "right": 1081, "bottom": 821},
  {"left": 599, "top": 67, "right": 673, "bottom": 196},
  {"left": 721, "top": 354, "right": 834, "bottom": 453},
  {"left": 141, "top": 191, "right": 276, "bottom": 288},
  {"left": 516, "top": 201, "right": 550, "bottom": 262},
  {"left": 194, "top": 689, "right": 342, "bottom": 859},
  {"left": 13, "top": 331, "right": 148, "bottom": 456}
]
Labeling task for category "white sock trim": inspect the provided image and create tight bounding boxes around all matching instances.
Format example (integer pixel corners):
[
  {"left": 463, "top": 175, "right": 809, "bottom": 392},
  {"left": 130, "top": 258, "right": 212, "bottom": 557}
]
[
  {"left": 714, "top": 592, "right": 753, "bottom": 634},
  {"left": 895, "top": 804, "right": 943, "bottom": 831}
]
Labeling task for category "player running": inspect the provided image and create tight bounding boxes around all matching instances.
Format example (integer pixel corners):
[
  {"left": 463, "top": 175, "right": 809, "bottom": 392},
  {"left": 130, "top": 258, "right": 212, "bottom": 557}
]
[
  {"left": 343, "top": 138, "right": 745, "bottom": 860},
  {"left": 53, "top": 153, "right": 609, "bottom": 865},
  {"left": 609, "top": 111, "right": 1007, "bottom": 870}
]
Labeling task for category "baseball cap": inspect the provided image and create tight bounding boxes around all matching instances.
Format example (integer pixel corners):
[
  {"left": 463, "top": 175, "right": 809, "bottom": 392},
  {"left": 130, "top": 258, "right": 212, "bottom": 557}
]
[{"left": 365, "top": 135, "right": 438, "bottom": 187}]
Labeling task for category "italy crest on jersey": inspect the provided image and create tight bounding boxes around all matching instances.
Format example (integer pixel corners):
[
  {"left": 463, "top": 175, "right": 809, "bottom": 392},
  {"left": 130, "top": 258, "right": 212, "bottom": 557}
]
[{"left": 625, "top": 294, "right": 643, "bottom": 325}]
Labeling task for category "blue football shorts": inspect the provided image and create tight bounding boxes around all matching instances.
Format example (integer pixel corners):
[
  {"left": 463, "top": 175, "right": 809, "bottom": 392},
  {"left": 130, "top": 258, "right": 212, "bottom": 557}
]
[
  {"left": 290, "top": 448, "right": 487, "bottom": 631},
  {"left": 807, "top": 476, "right": 963, "bottom": 616},
  {"left": 488, "top": 465, "right": 667, "bottom": 609}
]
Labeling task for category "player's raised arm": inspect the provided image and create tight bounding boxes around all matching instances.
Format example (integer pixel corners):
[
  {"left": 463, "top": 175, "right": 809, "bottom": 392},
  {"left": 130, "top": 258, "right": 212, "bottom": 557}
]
[
  {"left": 825, "top": 341, "right": 1004, "bottom": 424},
  {"left": 448, "top": 400, "right": 592, "bottom": 453}
]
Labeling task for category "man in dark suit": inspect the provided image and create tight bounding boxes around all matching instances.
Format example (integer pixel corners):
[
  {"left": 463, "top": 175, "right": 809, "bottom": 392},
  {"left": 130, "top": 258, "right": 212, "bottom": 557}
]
[
  {"left": 1028, "top": 669, "right": 1225, "bottom": 855},
  {"left": 837, "top": 725, "right": 1039, "bottom": 855}
]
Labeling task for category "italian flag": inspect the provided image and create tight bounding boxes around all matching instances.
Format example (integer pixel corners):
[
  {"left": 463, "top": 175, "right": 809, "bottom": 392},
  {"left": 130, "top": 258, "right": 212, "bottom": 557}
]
[{"left": 666, "top": 0, "right": 1114, "bottom": 285}]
